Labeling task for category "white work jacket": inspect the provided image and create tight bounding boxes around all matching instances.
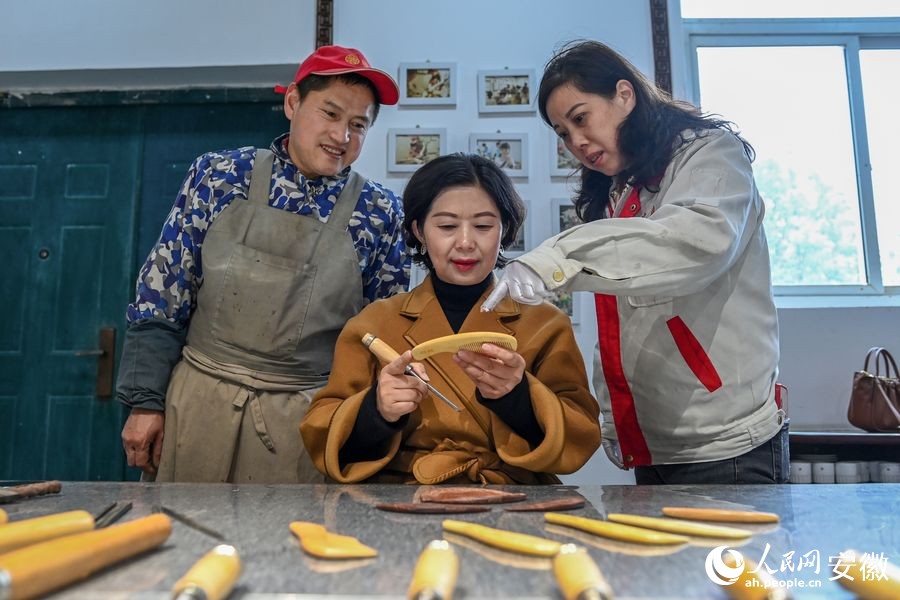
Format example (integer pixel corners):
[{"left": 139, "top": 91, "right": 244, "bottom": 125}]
[{"left": 519, "top": 129, "right": 782, "bottom": 467}]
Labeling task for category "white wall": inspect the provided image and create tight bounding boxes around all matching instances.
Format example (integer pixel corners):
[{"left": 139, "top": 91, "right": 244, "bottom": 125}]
[{"left": 3, "top": 0, "right": 897, "bottom": 485}]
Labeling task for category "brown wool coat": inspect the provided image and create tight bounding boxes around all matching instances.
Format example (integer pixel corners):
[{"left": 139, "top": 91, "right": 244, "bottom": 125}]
[{"left": 299, "top": 277, "right": 601, "bottom": 484}]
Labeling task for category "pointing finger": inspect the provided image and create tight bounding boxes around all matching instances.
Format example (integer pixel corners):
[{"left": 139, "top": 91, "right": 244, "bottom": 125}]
[{"left": 481, "top": 280, "right": 509, "bottom": 312}]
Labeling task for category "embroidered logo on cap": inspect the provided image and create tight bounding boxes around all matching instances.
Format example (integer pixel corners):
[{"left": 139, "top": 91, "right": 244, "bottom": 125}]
[{"left": 344, "top": 54, "right": 361, "bottom": 65}]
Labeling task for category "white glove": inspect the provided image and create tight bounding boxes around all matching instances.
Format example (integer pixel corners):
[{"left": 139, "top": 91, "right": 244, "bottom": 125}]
[
  {"left": 481, "top": 261, "right": 552, "bottom": 311},
  {"left": 602, "top": 437, "right": 628, "bottom": 470}
]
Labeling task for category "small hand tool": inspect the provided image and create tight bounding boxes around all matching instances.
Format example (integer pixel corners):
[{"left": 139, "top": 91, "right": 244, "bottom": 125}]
[
  {"left": 172, "top": 544, "right": 242, "bottom": 600},
  {"left": 407, "top": 540, "right": 458, "bottom": 600},
  {"left": 94, "top": 502, "right": 133, "bottom": 528},
  {"left": 362, "top": 333, "right": 461, "bottom": 412},
  {"left": 553, "top": 544, "right": 614, "bottom": 600},
  {"left": 0, "top": 513, "right": 171, "bottom": 600},
  {"left": 0, "top": 481, "right": 62, "bottom": 504},
  {"left": 0, "top": 510, "right": 95, "bottom": 554},
  {"left": 155, "top": 506, "right": 226, "bottom": 542}
]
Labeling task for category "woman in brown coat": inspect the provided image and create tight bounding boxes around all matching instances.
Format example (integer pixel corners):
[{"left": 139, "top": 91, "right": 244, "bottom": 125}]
[{"left": 300, "top": 154, "right": 600, "bottom": 484}]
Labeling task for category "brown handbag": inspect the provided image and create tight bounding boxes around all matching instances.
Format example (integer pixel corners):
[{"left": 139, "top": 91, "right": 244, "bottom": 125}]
[{"left": 847, "top": 347, "right": 900, "bottom": 432}]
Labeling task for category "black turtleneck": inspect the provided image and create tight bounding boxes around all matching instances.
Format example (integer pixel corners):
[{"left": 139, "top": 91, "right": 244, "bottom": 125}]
[
  {"left": 339, "top": 273, "right": 544, "bottom": 466},
  {"left": 432, "top": 273, "right": 492, "bottom": 333}
]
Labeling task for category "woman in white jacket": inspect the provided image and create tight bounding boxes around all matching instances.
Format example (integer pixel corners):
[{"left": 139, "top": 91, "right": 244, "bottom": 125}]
[{"left": 482, "top": 40, "right": 788, "bottom": 484}]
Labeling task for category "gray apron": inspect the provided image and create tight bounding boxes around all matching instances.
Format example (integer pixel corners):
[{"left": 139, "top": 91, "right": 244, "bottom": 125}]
[{"left": 156, "top": 149, "right": 364, "bottom": 483}]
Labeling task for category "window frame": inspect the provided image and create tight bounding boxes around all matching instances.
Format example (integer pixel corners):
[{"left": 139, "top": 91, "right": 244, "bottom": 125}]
[{"left": 683, "top": 17, "right": 900, "bottom": 301}]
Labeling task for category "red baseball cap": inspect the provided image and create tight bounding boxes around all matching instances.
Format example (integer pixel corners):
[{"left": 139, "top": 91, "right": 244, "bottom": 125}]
[{"left": 275, "top": 45, "right": 399, "bottom": 105}]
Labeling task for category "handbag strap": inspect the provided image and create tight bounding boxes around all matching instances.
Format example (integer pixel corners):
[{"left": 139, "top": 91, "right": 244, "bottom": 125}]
[
  {"left": 863, "top": 346, "right": 884, "bottom": 372},
  {"left": 863, "top": 347, "right": 899, "bottom": 377},
  {"left": 866, "top": 347, "right": 900, "bottom": 378},
  {"left": 879, "top": 349, "right": 899, "bottom": 378}
]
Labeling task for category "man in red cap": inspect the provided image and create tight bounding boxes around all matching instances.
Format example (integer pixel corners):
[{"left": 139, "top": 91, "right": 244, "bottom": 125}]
[{"left": 117, "top": 46, "right": 408, "bottom": 483}]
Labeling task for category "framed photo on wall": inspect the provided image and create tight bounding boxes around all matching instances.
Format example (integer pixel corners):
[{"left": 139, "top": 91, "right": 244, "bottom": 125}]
[
  {"left": 550, "top": 136, "right": 581, "bottom": 177},
  {"left": 469, "top": 132, "right": 528, "bottom": 178},
  {"left": 477, "top": 69, "right": 536, "bottom": 113},
  {"left": 551, "top": 197, "right": 580, "bottom": 235},
  {"left": 504, "top": 208, "right": 529, "bottom": 256},
  {"left": 387, "top": 128, "right": 447, "bottom": 173},
  {"left": 398, "top": 62, "right": 456, "bottom": 106}
]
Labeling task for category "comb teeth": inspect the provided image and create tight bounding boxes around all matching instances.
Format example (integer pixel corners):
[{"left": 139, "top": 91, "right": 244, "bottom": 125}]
[{"left": 411, "top": 332, "right": 517, "bottom": 360}]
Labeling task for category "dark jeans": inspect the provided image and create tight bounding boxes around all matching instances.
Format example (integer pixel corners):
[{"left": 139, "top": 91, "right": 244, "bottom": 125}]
[{"left": 634, "top": 421, "right": 791, "bottom": 485}]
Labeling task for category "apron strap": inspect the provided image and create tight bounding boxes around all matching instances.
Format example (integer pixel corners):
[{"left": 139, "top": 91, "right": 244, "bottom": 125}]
[
  {"left": 306, "top": 170, "right": 365, "bottom": 260},
  {"left": 329, "top": 171, "right": 365, "bottom": 227},
  {"left": 248, "top": 149, "right": 275, "bottom": 205}
]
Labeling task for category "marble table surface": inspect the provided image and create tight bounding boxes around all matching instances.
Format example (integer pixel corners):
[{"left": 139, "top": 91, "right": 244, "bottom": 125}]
[{"left": 2, "top": 482, "right": 898, "bottom": 599}]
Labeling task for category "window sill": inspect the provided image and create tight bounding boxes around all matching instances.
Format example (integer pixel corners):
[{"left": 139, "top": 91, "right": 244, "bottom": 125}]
[{"left": 775, "top": 294, "right": 900, "bottom": 309}]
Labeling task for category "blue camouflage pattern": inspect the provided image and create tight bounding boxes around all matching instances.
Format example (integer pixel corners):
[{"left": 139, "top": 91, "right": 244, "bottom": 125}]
[{"left": 127, "top": 133, "right": 409, "bottom": 326}]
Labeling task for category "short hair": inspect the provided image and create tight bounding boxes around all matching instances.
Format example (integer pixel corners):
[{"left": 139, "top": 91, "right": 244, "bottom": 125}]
[
  {"left": 297, "top": 73, "right": 382, "bottom": 123},
  {"left": 402, "top": 153, "right": 526, "bottom": 271}
]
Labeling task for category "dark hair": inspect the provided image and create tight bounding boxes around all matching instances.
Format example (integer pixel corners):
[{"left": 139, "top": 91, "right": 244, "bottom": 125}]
[
  {"left": 297, "top": 73, "right": 382, "bottom": 123},
  {"left": 537, "top": 40, "right": 754, "bottom": 222},
  {"left": 402, "top": 153, "right": 526, "bottom": 271}
]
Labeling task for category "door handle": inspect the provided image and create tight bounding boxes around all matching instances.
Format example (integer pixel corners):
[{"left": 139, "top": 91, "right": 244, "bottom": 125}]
[{"left": 75, "top": 327, "right": 116, "bottom": 398}]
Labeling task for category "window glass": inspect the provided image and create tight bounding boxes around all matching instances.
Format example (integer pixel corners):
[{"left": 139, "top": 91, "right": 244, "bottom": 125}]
[
  {"left": 696, "top": 46, "right": 865, "bottom": 285},
  {"left": 860, "top": 49, "right": 900, "bottom": 286},
  {"left": 682, "top": 0, "right": 900, "bottom": 19}
]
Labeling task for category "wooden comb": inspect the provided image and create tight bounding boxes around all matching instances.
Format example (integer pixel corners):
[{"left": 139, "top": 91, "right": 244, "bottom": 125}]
[{"left": 411, "top": 332, "right": 517, "bottom": 360}]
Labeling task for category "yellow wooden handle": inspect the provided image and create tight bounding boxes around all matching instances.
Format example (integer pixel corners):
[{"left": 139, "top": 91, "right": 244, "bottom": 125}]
[
  {"left": 172, "top": 544, "right": 242, "bottom": 600},
  {"left": 607, "top": 513, "right": 752, "bottom": 539},
  {"left": 662, "top": 507, "right": 779, "bottom": 524},
  {"left": 545, "top": 512, "right": 689, "bottom": 545},
  {"left": 553, "top": 544, "right": 613, "bottom": 600},
  {"left": 0, "top": 510, "right": 95, "bottom": 554},
  {"left": 0, "top": 513, "right": 171, "bottom": 600},
  {"left": 442, "top": 519, "right": 560, "bottom": 557},
  {"left": 362, "top": 333, "right": 401, "bottom": 364},
  {"left": 289, "top": 521, "right": 377, "bottom": 559},
  {"left": 834, "top": 549, "right": 900, "bottom": 600},
  {"left": 407, "top": 540, "right": 458, "bottom": 600}
]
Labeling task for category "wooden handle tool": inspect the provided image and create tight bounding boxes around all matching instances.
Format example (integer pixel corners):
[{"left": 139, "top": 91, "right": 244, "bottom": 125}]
[
  {"left": 172, "top": 544, "right": 242, "bottom": 600},
  {"left": 662, "top": 507, "right": 779, "bottom": 524},
  {"left": 362, "top": 333, "right": 461, "bottom": 411},
  {"left": 0, "top": 510, "right": 95, "bottom": 554},
  {"left": 553, "top": 544, "right": 614, "bottom": 600},
  {"left": 407, "top": 540, "right": 458, "bottom": 600},
  {"left": 0, "top": 482, "right": 62, "bottom": 505},
  {"left": 0, "top": 513, "right": 171, "bottom": 600}
]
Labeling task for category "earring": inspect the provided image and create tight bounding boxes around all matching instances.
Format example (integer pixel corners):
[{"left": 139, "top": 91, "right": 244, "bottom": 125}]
[{"left": 421, "top": 243, "right": 427, "bottom": 255}]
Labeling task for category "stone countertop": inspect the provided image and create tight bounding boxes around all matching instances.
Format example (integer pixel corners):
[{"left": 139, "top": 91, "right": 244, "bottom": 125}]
[{"left": 2, "top": 482, "right": 898, "bottom": 598}]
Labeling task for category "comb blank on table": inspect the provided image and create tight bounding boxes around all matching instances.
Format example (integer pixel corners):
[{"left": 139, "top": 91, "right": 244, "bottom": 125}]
[{"left": 411, "top": 332, "right": 517, "bottom": 359}]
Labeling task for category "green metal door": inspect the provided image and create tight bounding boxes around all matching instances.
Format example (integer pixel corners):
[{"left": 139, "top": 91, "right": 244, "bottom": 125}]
[
  {"left": 0, "top": 106, "right": 141, "bottom": 480},
  {"left": 0, "top": 96, "right": 285, "bottom": 481}
]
